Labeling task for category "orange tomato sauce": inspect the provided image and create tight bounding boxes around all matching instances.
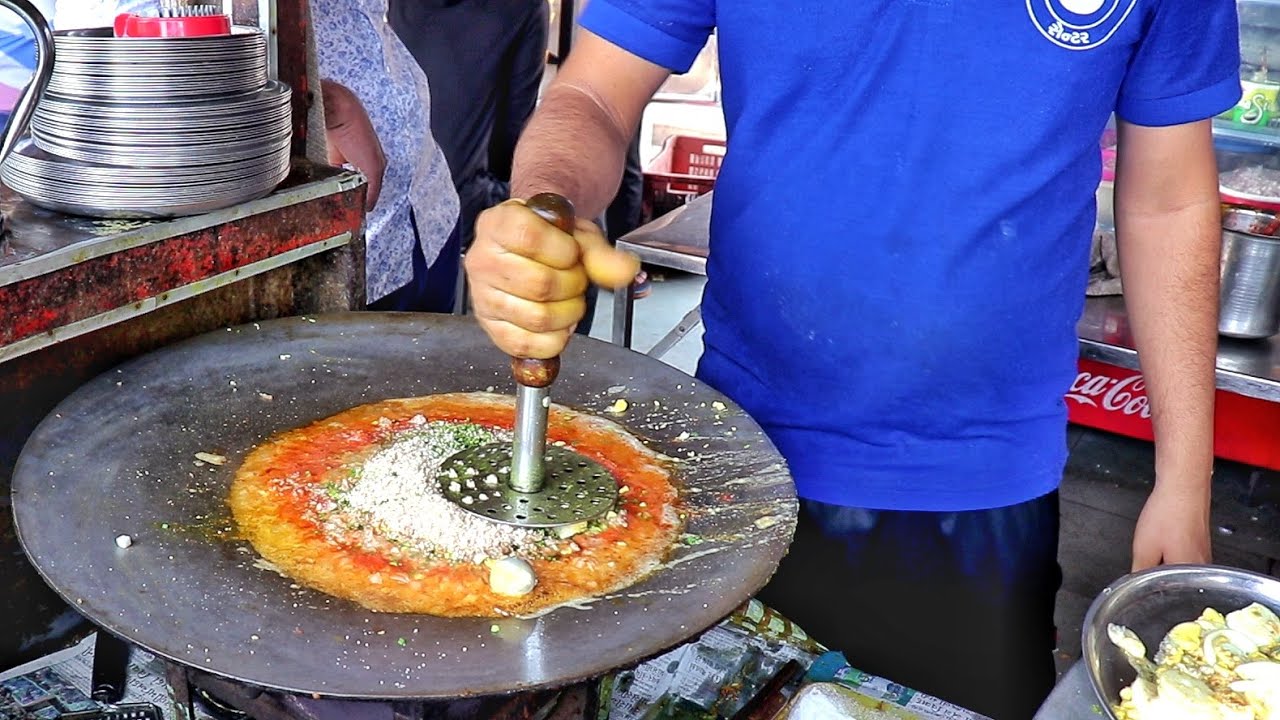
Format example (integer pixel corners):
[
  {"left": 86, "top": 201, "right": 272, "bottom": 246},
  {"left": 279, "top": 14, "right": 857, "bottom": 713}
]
[{"left": 229, "top": 394, "right": 681, "bottom": 617}]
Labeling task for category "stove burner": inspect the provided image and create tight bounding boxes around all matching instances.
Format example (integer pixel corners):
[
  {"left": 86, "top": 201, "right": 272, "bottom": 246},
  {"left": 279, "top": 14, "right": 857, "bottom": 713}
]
[
  {"left": 192, "top": 687, "right": 249, "bottom": 720},
  {"left": 177, "top": 667, "right": 596, "bottom": 720}
]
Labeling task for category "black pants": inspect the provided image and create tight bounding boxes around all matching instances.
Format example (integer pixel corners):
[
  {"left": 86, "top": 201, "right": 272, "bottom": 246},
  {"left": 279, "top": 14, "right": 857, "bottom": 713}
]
[
  {"left": 756, "top": 491, "right": 1061, "bottom": 720},
  {"left": 605, "top": 131, "right": 644, "bottom": 243}
]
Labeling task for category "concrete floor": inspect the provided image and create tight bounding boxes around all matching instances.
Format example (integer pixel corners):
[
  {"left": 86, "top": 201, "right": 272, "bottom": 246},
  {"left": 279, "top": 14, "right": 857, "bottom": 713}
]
[{"left": 587, "top": 268, "right": 1280, "bottom": 681}]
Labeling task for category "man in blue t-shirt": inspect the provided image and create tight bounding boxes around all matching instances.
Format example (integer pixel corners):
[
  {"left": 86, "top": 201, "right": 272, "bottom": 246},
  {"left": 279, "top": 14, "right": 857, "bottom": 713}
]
[{"left": 463, "top": 2, "right": 1241, "bottom": 716}]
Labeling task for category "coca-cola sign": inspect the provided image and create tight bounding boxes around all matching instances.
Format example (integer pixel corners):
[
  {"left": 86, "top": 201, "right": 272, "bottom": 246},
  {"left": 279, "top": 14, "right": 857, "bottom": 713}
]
[{"left": 1066, "top": 371, "right": 1152, "bottom": 418}]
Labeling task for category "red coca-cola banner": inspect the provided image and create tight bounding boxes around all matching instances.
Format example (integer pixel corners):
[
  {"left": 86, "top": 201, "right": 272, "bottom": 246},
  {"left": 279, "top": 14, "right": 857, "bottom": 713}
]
[
  {"left": 1067, "top": 370, "right": 1152, "bottom": 420},
  {"left": 1067, "top": 358, "right": 1280, "bottom": 471}
]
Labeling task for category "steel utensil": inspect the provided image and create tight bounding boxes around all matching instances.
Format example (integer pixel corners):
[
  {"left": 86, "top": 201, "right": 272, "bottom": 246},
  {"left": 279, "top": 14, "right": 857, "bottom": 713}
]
[
  {"left": 1220, "top": 228, "right": 1280, "bottom": 339},
  {"left": 440, "top": 194, "right": 618, "bottom": 528}
]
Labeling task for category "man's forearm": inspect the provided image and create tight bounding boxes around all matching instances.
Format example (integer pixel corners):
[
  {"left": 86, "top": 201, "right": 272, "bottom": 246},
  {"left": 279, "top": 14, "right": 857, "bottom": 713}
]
[
  {"left": 1115, "top": 199, "right": 1219, "bottom": 493},
  {"left": 511, "top": 82, "right": 632, "bottom": 219}
]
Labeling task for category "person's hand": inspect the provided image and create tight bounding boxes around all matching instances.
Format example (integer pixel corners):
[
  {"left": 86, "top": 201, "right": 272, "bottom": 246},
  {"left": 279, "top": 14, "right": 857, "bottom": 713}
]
[
  {"left": 1131, "top": 480, "right": 1212, "bottom": 571},
  {"left": 466, "top": 199, "right": 639, "bottom": 358},
  {"left": 322, "top": 80, "right": 385, "bottom": 210}
]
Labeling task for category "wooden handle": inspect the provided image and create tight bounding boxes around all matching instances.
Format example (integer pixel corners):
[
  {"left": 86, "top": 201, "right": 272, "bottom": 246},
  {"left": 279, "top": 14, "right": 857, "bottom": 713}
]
[
  {"left": 525, "top": 192, "right": 576, "bottom": 234},
  {"left": 512, "top": 356, "right": 560, "bottom": 388},
  {"left": 511, "top": 193, "right": 575, "bottom": 388}
]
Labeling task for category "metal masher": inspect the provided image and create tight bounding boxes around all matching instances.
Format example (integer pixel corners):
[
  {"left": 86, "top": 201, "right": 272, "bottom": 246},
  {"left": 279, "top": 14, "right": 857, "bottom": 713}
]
[{"left": 439, "top": 193, "right": 619, "bottom": 528}]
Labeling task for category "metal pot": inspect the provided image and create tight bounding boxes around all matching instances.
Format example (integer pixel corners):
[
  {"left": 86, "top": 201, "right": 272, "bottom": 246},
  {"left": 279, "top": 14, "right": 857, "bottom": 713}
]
[
  {"left": 1219, "top": 227, "right": 1280, "bottom": 339},
  {"left": 0, "top": 0, "right": 53, "bottom": 167}
]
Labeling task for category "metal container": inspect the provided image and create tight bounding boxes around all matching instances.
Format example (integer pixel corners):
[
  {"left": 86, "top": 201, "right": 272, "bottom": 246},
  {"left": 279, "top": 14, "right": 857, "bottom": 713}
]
[
  {"left": 1220, "top": 227, "right": 1280, "bottom": 338},
  {"left": 1224, "top": 206, "right": 1280, "bottom": 237},
  {"left": 1082, "top": 564, "right": 1280, "bottom": 720}
]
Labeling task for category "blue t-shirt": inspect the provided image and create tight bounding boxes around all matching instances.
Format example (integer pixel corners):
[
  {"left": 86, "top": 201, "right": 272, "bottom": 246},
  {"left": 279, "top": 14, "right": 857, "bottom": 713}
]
[{"left": 582, "top": 0, "right": 1241, "bottom": 511}]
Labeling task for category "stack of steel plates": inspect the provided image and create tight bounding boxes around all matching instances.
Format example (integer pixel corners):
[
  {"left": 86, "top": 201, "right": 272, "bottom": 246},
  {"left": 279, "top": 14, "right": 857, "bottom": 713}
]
[{"left": 2, "top": 27, "right": 291, "bottom": 218}]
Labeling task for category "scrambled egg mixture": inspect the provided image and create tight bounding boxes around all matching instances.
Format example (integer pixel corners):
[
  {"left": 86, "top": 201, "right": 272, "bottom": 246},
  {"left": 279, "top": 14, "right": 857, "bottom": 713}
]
[{"left": 1109, "top": 603, "right": 1280, "bottom": 719}]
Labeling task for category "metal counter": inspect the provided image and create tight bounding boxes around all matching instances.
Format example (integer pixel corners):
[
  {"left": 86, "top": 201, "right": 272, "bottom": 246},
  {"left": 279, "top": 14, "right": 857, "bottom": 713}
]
[
  {"left": 1079, "top": 294, "right": 1280, "bottom": 402},
  {"left": 612, "top": 194, "right": 711, "bottom": 352}
]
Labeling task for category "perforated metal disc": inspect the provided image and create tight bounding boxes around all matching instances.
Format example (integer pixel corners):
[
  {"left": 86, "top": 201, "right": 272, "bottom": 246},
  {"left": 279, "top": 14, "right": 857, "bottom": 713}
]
[{"left": 438, "top": 443, "right": 618, "bottom": 527}]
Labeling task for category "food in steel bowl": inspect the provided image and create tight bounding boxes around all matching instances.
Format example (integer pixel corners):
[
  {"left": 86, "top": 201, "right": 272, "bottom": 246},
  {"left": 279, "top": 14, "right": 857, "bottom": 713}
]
[
  {"left": 1108, "top": 603, "right": 1280, "bottom": 719},
  {"left": 1084, "top": 566, "right": 1280, "bottom": 720}
]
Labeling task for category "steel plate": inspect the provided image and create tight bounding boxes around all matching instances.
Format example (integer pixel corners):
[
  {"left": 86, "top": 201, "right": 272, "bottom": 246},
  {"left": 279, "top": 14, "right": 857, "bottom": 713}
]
[
  {"left": 34, "top": 81, "right": 289, "bottom": 122},
  {"left": 12, "top": 313, "right": 796, "bottom": 699}
]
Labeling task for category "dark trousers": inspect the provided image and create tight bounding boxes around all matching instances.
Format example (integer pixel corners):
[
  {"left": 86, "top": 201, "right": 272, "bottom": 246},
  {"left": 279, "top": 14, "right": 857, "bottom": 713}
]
[
  {"left": 756, "top": 491, "right": 1061, "bottom": 720},
  {"left": 605, "top": 132, "right": 644, "bottom": 243},
  {"left": 369, "top": 216, "right": 462, "bottom": 314}
]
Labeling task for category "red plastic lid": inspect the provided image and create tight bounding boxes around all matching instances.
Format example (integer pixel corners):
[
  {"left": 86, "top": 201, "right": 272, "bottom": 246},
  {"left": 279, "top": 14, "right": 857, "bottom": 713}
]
[
  {"left": 1220, "top": 189, "right": 1280, "bottom": 212},
  {"left": 113, "top": 13, "right": 232, "bottom": 38}
]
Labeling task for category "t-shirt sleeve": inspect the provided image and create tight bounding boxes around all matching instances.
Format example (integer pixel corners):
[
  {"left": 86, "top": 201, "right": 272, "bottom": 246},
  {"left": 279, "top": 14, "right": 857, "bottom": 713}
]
[
  {"left": 578, "top": 0, "right": 714, "bottom": 74},
  {"left": 1115, "top": 0, "right": 1241, "bottom": 127}
]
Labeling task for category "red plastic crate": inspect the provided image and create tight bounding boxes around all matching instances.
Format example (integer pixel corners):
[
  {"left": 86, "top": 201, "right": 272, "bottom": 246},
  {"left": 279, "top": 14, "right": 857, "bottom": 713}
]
[{"left": 642, "top": 134, "right": 725, "bottom": 222}]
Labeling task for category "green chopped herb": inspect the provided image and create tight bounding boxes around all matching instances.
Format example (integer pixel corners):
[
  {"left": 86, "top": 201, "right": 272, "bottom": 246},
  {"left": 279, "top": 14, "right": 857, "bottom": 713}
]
[
  {"left": 397, "top": 637, "right": 407, "bottom": 647},
  {"left": 447, "top": 422, "right": 495, "bottom": 448},
  {"left": 322, "top": 482, "right": 344, "bottom": 500},
  {"left": 490, "top": 624, "right": 500, "bottom": 634},
  {"left": 680, "top": 534, "right": 704, "bottom": 546}
]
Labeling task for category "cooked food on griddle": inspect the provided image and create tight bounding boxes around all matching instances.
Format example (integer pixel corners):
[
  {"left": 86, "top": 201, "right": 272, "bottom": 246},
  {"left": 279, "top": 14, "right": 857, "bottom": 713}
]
[
  {"left": 1109, "top": 603, "right": 1280, "bottom": 719},
  {"left": 230, "top": 392, "right": 683, "bottom": 617}
]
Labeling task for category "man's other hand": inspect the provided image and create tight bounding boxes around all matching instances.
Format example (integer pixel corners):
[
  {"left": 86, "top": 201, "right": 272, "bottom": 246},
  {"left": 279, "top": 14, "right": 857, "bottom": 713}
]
[{"left": 322, "top": 80, "right": 385, "bottom": 210}]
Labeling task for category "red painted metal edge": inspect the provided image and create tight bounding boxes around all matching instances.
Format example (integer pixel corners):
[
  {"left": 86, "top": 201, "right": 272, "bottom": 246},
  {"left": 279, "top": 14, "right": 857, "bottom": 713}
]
[
  {"left": 0, "top": 186, "right": 362, "bottom": 347},
  {"left": 1067, "top": 357, "right": 1280, "bottom": 471}
]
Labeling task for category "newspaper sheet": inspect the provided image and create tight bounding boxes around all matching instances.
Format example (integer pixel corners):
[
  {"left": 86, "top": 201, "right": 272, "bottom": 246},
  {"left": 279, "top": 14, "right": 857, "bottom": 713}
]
[
  {"left": 600, "top": 601, "right": 822, "bottom": 720},
  {"left": 0, "top": 634, "right": 212, "bottom": 720},
  {"left": 599, "top": 599, "right": 990, "bottom": 720}
]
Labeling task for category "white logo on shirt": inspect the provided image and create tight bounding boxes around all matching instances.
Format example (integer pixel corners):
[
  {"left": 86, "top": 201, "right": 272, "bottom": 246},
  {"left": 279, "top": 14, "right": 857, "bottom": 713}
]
[
  {"left": 1026, "top": 0, "right": 1139, "bottom": 50},
  {"left": 1060, "top": 0, "right": 1104, "bottom": 13}
]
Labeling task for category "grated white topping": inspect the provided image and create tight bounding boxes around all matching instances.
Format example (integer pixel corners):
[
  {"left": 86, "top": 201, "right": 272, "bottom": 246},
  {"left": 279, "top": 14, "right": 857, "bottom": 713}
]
[{"left": 332, "top": 422, "right": 547, "bottom": 563}]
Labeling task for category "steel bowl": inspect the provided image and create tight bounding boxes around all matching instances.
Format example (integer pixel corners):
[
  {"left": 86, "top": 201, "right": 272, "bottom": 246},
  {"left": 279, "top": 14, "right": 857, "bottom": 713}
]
[
  {"left": 1082, "top": 564, "right": 1280, "bottom": 718},
  {"left": 1220, "top": 228, "right": 1280, "bottom": 339}
]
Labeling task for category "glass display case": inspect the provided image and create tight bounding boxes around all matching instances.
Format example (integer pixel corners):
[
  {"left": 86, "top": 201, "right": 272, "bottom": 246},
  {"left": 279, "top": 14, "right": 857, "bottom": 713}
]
[
  {"left": 1211, "top": 1, "right": 1280, "bottom": 215},
  {"left": 1096, "top": 2, "right": 1280, "bottom": 228},
  {"left": 1216, "top": 0, "right": 1280, "bottom": 148}
]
